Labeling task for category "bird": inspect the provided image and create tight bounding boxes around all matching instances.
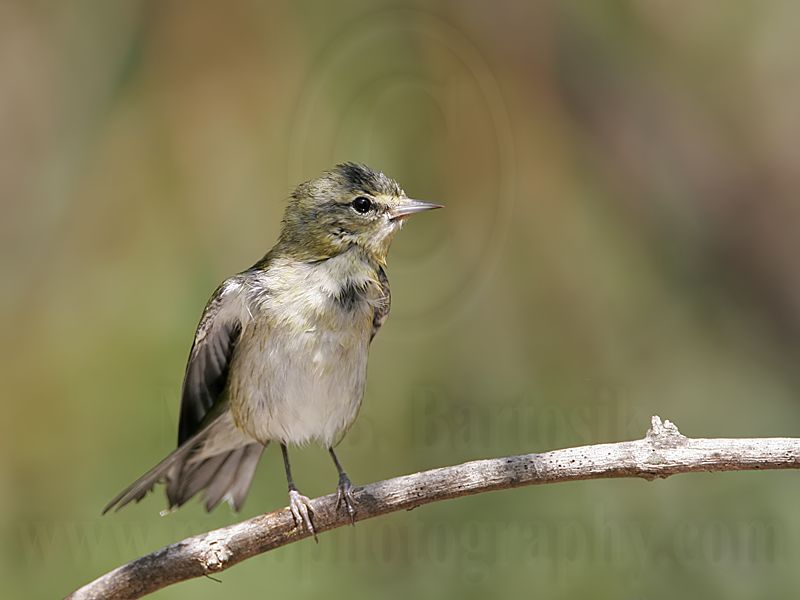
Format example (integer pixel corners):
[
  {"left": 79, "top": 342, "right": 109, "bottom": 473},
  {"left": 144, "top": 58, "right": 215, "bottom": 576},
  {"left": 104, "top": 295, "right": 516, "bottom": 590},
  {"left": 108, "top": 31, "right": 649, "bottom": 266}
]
[{"left": 103, "top": 163, "right": 442, "bottom": 536}]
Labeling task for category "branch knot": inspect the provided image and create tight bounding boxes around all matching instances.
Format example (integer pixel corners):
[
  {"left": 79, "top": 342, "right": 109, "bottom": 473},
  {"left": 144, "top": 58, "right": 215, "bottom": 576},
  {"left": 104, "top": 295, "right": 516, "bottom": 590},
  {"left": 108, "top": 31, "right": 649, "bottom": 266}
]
[
  {"left": 646, "top": 415, "right": 687, "bottom": 449},
  {"left": 202, "top": 536, "right": 233, "bottom": 572}
]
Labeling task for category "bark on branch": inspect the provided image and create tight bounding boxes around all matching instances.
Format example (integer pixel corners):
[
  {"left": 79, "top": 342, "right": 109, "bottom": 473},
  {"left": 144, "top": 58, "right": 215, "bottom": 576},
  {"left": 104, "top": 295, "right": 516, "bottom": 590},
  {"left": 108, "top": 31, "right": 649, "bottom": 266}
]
[{"left": 66, "top": 416, "right": 800, "bottom": 599}]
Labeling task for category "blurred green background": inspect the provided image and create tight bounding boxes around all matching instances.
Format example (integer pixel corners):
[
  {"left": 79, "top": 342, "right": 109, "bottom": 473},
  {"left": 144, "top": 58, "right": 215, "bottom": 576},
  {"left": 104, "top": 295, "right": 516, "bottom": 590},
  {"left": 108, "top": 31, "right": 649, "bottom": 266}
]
[{"left": 4, "top": 1, "right": 800, "bottom": 598}]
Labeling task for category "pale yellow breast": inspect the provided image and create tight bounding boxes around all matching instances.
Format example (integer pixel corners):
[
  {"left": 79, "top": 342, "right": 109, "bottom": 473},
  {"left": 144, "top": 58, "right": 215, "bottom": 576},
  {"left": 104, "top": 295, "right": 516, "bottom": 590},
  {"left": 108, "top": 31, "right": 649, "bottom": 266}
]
[{"left": 227, "top": 251, "right": 381, "bottom": 447}]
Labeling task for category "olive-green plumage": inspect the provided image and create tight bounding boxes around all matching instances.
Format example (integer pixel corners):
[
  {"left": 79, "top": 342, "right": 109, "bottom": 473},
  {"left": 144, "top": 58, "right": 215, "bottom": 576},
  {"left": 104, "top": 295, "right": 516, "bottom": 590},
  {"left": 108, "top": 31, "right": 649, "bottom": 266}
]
[{"left": 103, "top": 164, "right": 441, "bottom": 533}]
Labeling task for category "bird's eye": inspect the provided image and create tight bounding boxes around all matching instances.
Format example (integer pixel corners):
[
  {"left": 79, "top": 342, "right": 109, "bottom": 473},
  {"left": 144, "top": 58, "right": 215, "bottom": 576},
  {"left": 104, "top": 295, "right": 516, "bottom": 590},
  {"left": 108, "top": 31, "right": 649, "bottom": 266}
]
[{"left": 351, "top": 196, "right": 372, "bottom": 214}]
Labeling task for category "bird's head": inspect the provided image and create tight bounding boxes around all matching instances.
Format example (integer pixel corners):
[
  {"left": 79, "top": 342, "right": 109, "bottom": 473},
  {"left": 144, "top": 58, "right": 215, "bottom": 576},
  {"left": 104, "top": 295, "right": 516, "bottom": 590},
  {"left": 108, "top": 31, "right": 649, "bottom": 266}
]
[{"left": 277, "top": 163, "right": 442, "bottom": 264}]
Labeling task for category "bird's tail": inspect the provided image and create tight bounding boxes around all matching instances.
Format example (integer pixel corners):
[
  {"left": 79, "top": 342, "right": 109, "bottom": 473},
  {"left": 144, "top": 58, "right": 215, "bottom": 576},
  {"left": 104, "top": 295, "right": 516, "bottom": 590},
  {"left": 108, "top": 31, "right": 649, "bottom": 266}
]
[{"left": 103, "top": 416, "right": 265, "bottom": 514}]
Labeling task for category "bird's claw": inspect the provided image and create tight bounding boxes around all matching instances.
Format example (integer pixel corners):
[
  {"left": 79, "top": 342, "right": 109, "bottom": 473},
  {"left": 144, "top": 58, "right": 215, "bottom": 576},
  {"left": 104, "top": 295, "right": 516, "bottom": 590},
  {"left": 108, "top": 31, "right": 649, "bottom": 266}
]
[
  {"left": 335, "top": 476, "right": 357, "bottom": 524},
  {"left": 288, "top": 489, "right": 317, "bottom": 541}
]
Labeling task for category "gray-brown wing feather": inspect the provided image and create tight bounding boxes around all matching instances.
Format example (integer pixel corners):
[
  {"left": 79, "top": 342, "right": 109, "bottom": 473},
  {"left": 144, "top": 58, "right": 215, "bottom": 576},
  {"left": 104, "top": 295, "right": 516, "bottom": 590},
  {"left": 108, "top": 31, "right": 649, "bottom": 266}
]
[
  {"left": 104, "top": 278, "right": 266, "bottom": 513},
  {"left": 370, "top": 266, "right": 391, "bottom": 341},
  {"left": 102, "top": 418, "right": 220, "bottom": 513},
  {"left": 178, "top": 282, "right": 242, "bottom": 444}
]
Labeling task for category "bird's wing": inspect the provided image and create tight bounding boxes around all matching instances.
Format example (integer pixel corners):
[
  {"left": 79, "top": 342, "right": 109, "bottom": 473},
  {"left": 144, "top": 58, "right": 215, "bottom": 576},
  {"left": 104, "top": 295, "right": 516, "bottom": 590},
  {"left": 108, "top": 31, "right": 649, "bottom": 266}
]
[
  {"left": 177, "top": 278, "right": 244, "bottom": 445},
  {"left": 370, "top": 266, "right": 391, "bottom": 342}
]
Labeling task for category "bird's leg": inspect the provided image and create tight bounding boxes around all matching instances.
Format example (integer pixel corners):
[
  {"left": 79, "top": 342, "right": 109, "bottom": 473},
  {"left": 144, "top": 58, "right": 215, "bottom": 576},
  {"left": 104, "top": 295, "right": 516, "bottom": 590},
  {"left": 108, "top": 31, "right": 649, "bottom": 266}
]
[
  {"left": 281, "top": 443, "right": 316, "bottom": 540},
  {"left": 329, "top": 447, "right": 357, "bottom": 524}
]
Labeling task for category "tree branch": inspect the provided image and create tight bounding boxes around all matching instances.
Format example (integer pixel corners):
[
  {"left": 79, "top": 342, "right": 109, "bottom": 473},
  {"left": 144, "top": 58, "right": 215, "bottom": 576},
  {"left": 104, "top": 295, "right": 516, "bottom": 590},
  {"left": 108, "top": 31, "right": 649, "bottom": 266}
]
[{"left": 66, "top": 416, "right": 800, "bottom": 599}]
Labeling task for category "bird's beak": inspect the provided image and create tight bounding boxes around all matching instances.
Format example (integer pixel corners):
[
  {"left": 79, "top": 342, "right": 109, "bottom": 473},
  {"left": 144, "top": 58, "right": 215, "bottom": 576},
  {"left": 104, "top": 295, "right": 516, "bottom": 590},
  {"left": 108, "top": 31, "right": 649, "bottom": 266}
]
[{"left": 389, "top": 199, "right": 444, "bottom": 221}]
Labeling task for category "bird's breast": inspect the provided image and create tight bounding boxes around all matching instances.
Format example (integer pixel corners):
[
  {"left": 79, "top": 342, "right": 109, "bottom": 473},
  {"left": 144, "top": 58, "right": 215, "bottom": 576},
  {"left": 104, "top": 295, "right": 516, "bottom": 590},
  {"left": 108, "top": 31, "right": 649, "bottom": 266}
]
[{"left": 227, "top": 253, "right": 381, "bottom": 447}]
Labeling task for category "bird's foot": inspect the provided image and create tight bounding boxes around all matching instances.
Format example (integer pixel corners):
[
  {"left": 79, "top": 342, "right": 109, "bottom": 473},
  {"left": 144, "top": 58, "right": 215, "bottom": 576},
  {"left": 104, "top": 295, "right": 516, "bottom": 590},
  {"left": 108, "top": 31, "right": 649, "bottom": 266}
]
[
  {"left": 335, "top": 474, "right": 357, "bottom": 524},
  {"left": 288, "top": 489, "right": 317, "bottom": 541}
]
